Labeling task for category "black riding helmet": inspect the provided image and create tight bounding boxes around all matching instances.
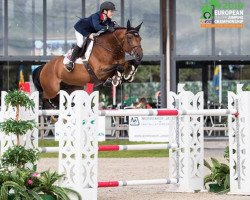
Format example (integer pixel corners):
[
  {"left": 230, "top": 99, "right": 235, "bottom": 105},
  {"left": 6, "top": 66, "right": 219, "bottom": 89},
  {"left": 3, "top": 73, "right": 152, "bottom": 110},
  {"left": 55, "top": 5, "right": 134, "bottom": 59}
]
[{"left": 100, "top": 1, "right": 116, "bottom": 12}]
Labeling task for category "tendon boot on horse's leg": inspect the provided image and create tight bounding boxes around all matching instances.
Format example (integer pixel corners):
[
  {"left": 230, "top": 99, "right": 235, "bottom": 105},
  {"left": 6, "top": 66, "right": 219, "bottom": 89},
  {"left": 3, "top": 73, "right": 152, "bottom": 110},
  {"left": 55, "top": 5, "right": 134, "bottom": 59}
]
[{"left": 65, "top": 45, "right": 81, "bottom": 72}]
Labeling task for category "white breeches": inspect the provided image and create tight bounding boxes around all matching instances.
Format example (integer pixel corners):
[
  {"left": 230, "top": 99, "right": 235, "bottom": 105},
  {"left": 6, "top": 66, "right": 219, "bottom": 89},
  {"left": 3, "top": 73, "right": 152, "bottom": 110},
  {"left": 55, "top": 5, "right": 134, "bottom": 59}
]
[{"left": 75, "top": 30, "right": 86, "bottom": 48}]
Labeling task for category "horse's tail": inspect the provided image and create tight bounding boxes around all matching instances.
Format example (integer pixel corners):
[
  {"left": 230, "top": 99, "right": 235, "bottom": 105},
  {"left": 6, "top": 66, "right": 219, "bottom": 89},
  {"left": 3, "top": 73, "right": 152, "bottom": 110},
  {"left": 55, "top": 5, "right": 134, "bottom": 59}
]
[{"left": 32, "top": 65, "right": 44, "bottom": 93}]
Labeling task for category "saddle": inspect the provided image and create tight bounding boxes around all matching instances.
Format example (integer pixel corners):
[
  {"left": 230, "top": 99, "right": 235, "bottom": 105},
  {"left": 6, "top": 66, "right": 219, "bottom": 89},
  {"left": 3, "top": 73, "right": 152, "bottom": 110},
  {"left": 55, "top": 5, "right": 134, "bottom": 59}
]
[
  {"left": 78, "top": 38, "right": 92, "bottom": 58},
  {"left": 63, "top": 38, "right": 94, "bottom": 65}
]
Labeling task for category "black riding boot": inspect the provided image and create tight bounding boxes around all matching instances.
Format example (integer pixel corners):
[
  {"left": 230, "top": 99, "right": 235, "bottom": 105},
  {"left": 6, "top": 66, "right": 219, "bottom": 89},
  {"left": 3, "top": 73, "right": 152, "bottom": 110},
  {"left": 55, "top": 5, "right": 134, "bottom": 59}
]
[{"left": 65, "top": 45, "right": 81, "bottom": 72}]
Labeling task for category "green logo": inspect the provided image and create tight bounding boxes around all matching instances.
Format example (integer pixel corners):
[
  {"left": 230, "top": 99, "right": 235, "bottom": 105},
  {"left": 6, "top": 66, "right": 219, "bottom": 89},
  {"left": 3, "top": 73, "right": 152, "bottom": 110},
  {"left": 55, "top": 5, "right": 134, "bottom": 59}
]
[
  {"left": 201, "top": 0, "right": 221, "bottom": 20},
  {"left": 200, "top": 0, "right": 244, "bottom": 28}
]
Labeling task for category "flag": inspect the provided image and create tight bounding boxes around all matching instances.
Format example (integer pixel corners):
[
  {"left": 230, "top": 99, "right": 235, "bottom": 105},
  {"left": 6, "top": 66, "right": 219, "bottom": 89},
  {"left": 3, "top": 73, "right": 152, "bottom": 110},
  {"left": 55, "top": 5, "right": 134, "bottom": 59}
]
[
  {"left": 212, "top": 65, "right": 220, "bottom": 94},
  {"left": 18, "top": 65, "right": 25, "bottom": 86},
  {"left": 18, "top": 65, "right": 30, "bottom": 93}
]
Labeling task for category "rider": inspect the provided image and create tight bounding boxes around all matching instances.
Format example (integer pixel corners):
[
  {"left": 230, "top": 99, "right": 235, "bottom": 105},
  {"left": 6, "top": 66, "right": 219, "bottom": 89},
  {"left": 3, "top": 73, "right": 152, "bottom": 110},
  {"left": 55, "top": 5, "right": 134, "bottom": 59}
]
[{"left": 65, "top": 1, "right": 117, "bottom": 73}]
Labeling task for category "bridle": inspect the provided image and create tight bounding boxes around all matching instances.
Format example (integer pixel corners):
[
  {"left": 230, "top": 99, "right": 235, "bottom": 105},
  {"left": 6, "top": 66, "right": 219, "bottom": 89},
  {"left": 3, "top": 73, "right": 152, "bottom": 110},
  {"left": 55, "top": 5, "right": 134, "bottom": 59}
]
[
  {"left": 113, "top": 30, "right": 142, "bottom": 58},
  {"left": 95, "top": 29, "right": 142, "bottom": 58}
]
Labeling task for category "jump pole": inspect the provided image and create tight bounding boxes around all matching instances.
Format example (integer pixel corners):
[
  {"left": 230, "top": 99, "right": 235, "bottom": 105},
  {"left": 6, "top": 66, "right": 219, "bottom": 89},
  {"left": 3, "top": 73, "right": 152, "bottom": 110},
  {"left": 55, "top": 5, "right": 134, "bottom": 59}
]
[
  {"left": 98, "top": 178, "right": 178, "bottom": 187},
  {"left": 39, "top": 143, "right": 178, "bottom": 153},
  {"left": 99, "top": 108, "right": 237, "bottom": 117}
]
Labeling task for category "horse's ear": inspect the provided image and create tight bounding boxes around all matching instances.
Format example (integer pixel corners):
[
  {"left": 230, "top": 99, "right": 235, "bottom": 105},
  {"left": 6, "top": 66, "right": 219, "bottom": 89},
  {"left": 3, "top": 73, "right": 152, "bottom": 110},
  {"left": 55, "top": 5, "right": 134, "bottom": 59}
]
[
  {"left": 135, "top": 22, "right": 143, "bottom": 32},
  {"left": 127, "top": 20, "right": 131, "bottom": 30}
]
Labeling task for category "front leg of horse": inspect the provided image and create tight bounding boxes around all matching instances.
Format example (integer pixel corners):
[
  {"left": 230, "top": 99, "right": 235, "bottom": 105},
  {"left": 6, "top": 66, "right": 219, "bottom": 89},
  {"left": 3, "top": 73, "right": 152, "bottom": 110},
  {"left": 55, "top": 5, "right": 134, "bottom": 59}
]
[
  {"left": 122, "top": 60, "right": 139, "bottom": 82},
  {"left": 102, "top": 64, "right": 124, "bottom": 87},
  {"left": 106, "top": 61, "right": 138, "bottom": 86},
  {"left": 111, "top": 64, "right": 125, "bottom": 86}
]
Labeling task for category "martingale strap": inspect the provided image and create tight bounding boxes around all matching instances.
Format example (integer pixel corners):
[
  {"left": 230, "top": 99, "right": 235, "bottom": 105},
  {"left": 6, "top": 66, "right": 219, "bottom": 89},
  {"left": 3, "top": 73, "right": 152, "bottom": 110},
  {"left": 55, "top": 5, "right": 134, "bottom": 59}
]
[{"left": 83, "top": 61, "right": 102, "bottom": 86}]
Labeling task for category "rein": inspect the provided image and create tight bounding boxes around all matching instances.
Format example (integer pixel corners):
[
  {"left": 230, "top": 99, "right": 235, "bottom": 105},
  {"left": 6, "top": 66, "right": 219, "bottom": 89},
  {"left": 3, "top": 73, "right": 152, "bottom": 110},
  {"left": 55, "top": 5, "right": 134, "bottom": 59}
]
[
  {"left": 94, "top": 42, "right": 115, "bottom": 54},
  {"left": 112, "top": 32, "right": 125, "bottom": 54},
  {"left": 94, "top": 30, "right": 141, "bottom": 56},
  {"left": 94, "top": 31, "right": 124, "bottom": 55}
]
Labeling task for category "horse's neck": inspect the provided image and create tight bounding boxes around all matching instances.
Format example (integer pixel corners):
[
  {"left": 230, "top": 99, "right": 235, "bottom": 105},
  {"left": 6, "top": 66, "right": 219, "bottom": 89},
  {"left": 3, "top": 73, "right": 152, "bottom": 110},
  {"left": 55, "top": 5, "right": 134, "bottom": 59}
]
[
  {"left": 93, "top": 29, "right": 126, "bottom": 61},
  {"left": 99, "top": 29, "right": 126, "bottom": 49}
]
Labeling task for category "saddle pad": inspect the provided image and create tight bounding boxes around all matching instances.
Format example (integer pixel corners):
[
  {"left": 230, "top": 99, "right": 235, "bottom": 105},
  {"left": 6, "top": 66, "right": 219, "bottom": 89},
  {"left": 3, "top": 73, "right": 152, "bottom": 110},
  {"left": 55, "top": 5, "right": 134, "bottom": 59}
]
[{"left": 63, "top": 40, "right": 94, "bottom": 64}]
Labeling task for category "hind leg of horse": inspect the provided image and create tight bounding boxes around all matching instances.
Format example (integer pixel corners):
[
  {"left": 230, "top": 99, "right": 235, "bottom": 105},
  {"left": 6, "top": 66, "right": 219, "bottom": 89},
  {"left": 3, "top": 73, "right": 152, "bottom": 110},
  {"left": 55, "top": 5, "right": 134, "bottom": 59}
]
[{"left": 42, "top": 80, "right": 61, "bottom": 100}]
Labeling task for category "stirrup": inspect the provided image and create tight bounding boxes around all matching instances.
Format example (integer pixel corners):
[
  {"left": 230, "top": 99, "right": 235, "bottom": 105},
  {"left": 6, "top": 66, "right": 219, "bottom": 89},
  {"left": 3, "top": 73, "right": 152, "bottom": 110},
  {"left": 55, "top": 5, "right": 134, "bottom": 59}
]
[{"left": 65, "top": 62, "right": 75, "bottom": 72}]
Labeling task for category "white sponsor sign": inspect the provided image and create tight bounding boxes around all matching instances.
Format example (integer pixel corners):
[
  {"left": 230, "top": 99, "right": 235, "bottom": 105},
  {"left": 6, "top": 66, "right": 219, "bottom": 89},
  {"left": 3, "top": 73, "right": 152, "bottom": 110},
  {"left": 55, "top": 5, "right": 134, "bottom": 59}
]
[{"left": 129, "top": 116, "right": 173, "bottom": 142}]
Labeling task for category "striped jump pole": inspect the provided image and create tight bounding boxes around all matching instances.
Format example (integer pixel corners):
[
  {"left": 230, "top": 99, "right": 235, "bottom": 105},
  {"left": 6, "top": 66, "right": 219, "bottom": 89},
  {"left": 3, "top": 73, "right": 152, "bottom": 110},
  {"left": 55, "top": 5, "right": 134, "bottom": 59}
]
[
  {"left": 38, "top": 108, "right": 237, "bottom": 117},
  {"left": 98, "top": 143, "right": 178, "bottom": 151},
  {"left": 98, "top": 178, "right": 178, "bottom": 188},
  {"left": 99, "top": 108, "right": 237, "bottom": 117},
  {"left": 39, "top": 143, "right": 178, "bottom": 153}
]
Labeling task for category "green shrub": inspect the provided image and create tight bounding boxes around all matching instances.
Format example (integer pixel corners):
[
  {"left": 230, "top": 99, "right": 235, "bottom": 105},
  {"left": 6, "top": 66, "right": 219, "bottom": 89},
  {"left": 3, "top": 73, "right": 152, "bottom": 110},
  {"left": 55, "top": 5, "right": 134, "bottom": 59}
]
[
  {"left": 204, "top": 146, "right": 230, "bottom": 193},
  {"left": 1, "top": 145, "right": 40, "bottom": 168},
  {"left": 4, "top": 90, "right": 35, "bottom": 110},
  {"left": 0, "top": 119, "right": 36, "bottom": 136}
]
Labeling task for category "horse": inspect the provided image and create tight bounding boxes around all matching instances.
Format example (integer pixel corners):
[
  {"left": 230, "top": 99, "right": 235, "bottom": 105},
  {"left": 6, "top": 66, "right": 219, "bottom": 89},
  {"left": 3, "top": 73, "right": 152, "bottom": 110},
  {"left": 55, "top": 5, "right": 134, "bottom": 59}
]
[{"left": 32, "top": 20, "right": 143, "bottom": 109}]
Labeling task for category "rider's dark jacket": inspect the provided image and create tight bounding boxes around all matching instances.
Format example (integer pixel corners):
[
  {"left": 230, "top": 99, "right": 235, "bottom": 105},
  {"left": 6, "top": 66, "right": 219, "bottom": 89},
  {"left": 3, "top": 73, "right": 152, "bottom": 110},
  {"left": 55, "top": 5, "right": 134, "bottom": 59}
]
[{"left": 74, "top": 11, "right": 115, "bottom": 37}]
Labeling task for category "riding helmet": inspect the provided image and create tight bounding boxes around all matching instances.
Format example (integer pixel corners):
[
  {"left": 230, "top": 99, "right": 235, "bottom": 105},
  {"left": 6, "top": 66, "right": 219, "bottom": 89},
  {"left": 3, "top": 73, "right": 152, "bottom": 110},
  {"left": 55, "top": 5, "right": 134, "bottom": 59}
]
[{"left": 100, "top": 1, "right": 116, "bottom": 11}]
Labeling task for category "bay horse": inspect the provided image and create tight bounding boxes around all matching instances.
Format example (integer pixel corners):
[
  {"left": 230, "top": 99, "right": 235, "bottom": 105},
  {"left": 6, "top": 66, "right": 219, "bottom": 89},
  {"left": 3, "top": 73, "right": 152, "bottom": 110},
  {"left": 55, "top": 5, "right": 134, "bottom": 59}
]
[{"left": 33, "top": 20, "right": 143, "bottom": 108}]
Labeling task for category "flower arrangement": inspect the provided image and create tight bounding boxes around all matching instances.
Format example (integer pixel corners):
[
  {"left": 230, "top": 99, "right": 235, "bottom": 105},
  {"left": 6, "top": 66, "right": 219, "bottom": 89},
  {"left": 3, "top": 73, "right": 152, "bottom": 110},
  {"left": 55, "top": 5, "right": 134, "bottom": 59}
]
[{"left": 0, "top": 90, "right": 81, "bottom": 200}]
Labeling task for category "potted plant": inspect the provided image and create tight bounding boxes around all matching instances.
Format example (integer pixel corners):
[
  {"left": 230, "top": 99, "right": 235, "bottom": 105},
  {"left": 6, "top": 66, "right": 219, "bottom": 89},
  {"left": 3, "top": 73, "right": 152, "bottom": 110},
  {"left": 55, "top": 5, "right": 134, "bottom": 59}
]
[
  {"left": 0, "top": 90, "right": 81, "bottom": 200},
  {"left": 204, "top": 146, "right": 230, "bottom": 193}
]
